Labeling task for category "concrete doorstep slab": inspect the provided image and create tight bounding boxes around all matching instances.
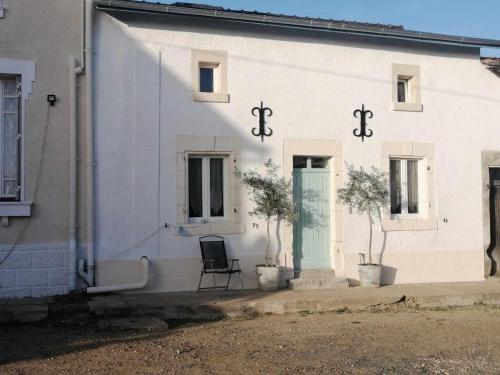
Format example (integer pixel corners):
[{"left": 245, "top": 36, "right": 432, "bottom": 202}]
[
  {"left": 1, "top": 279, "right": 500, "bottom": 324},
  {"left": 0, "top": 299, "right": 49, "bottom": 323},
  {"left": 87, "top": 279, "right": 500, "bottom": 321}
]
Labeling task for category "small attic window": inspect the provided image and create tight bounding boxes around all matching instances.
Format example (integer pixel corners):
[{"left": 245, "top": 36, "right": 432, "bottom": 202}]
[
  {"left": 199, "top": 63, "right": 218, "bottom": 93},
  {"left": 397, "top": 78, "right": 409, "bottom": 103},
  {"left": 392, "top": 64, "right": 423, "bottom": 112},
  {"left": 192, "top": 50, "right": 229, "bottom": 103}
]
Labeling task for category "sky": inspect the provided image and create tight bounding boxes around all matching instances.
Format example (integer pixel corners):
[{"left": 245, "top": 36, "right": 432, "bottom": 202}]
[{"left": 161, "top": 0, "right": 500, "bottom": 56}]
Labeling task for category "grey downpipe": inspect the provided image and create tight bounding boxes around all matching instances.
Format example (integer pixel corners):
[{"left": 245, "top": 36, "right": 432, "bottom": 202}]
[{"left": 69, "top": 57, "right": 83, "bottom": 291}]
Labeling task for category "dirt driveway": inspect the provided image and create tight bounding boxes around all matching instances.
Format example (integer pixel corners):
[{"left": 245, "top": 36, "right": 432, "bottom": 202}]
[{"left": 1, "top": 306, "right": 500, "bottom": 374}]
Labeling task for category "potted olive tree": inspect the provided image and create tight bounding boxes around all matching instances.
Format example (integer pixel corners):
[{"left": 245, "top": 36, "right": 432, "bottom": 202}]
[
  {"left": 235, "top": 159, "right": 296, "bottom": 291},
  {"left": 337, "top": 164, "right": 389, "bottom": 287}
]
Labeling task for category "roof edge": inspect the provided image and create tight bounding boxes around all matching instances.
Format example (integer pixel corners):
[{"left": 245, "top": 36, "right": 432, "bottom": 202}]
[{"left": 94, "top": 0, "right": 500, "bottom": 49}]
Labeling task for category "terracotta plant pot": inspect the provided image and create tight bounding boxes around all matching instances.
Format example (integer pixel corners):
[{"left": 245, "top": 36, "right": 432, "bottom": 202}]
[{"left": 358, "top": 264, "right": 382, "bottom": 287}]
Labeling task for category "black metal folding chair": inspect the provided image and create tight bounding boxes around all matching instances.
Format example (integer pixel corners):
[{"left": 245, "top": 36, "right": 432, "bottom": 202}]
[{"left": 198, "top": 235, "right": 244, "bottom": 292}]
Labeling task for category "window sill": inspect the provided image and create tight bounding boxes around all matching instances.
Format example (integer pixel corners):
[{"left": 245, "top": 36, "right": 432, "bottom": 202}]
[
  {"left": 175, "top": 222, "right": 245, "bottom": 236},
  {"left": 382, "top": 217, "right": 437, "bottom": 231},
  {"left": 192, "top": 92, "right": 230, "bottom": 103},
  {"left": 0, "top": 201, "right": 32, "bottom": 217},
  {"left": 391, "top": 102, "right": 423, "bottom": 112}
]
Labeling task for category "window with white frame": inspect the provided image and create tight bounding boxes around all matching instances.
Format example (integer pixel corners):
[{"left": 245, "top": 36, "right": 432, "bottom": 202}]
[
  {"left": 390, "top": 158, "right": 420, "bottom": 217},
  {"left": 0, "top": 76, "right": 20, "bottom": 201},
  {"left": 188, "top": 155, "right": 228, "bottom": 222}
]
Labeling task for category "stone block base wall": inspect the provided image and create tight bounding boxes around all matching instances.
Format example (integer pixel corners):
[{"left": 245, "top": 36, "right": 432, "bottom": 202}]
[{"left": 0, "top": 247, "right": 70, "bottom": 299}]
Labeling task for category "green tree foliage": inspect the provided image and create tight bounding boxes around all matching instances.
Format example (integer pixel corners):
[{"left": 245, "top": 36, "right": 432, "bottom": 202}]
[
  {"left": 235, "top": 159, "right": 296, "bottom": 266},
  {"left": 337, "top": 164, "right": 389, "bottom": 264}
]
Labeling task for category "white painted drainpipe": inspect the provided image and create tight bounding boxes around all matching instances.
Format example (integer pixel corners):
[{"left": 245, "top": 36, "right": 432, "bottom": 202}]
[
  {"left": 76, "top": 0, "right": 96, "bottom": 287},
  {"left": 86, "top": 257, "right": 150, "bottom": 294}
]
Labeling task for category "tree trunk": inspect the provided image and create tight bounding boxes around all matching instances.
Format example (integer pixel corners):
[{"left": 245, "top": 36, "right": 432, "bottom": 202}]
[
  {"left": 275, "top": 215, "right": 282, "bottom": 266},
  {"left": 265, "top": 218, "right": 271, "bottom": 267},
  {"left": 368, "top": 213, "right": 373, "bottom": 264},
  {"left": 376, "top": 207, "right": 387, "bottom": 265}
]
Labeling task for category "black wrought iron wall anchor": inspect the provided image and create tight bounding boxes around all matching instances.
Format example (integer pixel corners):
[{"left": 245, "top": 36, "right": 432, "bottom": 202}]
[
  {"left": 251, "top": 101, "right": 273, "bottom": 142},
  {"left": 353, "top": 104, "right": 374, "bottom": 142}
]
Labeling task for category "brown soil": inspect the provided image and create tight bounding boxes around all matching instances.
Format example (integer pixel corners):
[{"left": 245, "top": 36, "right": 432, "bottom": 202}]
[{"left": 1, "top": 306, "right": 500, "bottom": 374}]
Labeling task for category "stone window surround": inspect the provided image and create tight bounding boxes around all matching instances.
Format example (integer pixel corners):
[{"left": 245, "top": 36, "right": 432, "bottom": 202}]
[
  {"left": 191, "top": 49, "right": 229, "bottom": 103},
  {"left": 381, "top": 141, "right": 437, "bottom": 231},
  {"left": 176, "top": 135, "right": 244, "bottom": 236},
  {"left": 283, "top": 139, "right": 344, "bottom": 271},
  {"left": 0, "top": 58, "right": 36, "bottom": 220},
  {"left": 391, "top": 63, "right": 423, "bottom": 112}
]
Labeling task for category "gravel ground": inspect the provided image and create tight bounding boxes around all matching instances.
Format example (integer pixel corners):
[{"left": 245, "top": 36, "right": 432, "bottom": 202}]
[{"left": 1, "top": 306, "right": 500, "bottom": 374}]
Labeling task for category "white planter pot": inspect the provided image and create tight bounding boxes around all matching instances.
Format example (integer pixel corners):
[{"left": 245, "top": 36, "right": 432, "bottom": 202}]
[
  {"left": 358, "top": 264, "right": 382, "bottom": 287},
  {"left": 256, "top": 265, "right": 280, "bottom": 291}
]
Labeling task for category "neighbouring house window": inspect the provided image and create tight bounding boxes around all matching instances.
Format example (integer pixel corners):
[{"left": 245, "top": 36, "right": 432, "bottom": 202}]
[
  {"left": 191, "top": 49, "right": 229, "bottom": 103},
  {"left": 0, "top": 0, "right": 5, "bottom": 18},
  {"left": 390, "top": 159, "right": 419, "bottom": 216},
  {"left": 188, "top": 155, "right": 227, "bottom": 221},
  {"left": 0, "top": 76, "right": 20, "bottom": 201}
]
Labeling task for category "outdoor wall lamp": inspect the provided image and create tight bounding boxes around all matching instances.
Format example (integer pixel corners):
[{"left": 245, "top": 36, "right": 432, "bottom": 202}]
[
  {"left": 353, "top": 104, "right": 373, "bottom": 142},
  {"left": 251, "top": 101, "right": 273, "bottom": 142},
  {"left": 47, "top": 95, "right": 57, "bottom": 106}
]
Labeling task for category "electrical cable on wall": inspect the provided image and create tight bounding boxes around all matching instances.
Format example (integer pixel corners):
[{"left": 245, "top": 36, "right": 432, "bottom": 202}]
[{"left": 0, "top": 101, "right": 206, "bottom": 287}]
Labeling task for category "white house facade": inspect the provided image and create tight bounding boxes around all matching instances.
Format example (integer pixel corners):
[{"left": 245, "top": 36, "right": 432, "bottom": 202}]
[
  {"left": 90, "top": 1, "right": 500, "bottom": 292},
  {"left": 2, "top": 0, "right": 500, "bottom": 298}
]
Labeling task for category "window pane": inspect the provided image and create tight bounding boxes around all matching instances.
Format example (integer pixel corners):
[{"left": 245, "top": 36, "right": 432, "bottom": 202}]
[
  {"left": 188, "top": 158, "right": 203, "bottom": 217},
  {"left": 293, "top": 156, "right": 307, "bottom": 169},
  {"left": 199, "top": 67, "right": 214, "bottom": 93},
  {"left": 3, "top": 113, "right": 18, "bottom": 180},
  {"left": 4, "top": 97, "right": 18, "bottom": 112},
  {"left": 3, "top": 180, "right": 17, "bottom": 197},
  {"left": 3, "top": 80, "right": 17, "bottom": 96},
  {"left": 390, "top": 160, "right": 402, "bottom": 214},
  {"left": 407, "top": 160, "right": 419, "bottom": 214},
  {"left": 311, "top": 157, "right": 328, "bottom": 169},
  {"left": 210, "top": 158, "right": 224, "bottom": 217},
  {"left": 397, "top": 80, "right": 406, "bottom": 103}
]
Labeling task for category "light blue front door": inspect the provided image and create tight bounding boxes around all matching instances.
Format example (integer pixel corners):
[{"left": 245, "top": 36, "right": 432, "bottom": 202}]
[{"left": 293, "top": 157, "right": 331, "bottom": 270}]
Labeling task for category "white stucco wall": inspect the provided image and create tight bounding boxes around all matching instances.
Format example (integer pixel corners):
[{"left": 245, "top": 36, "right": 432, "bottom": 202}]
[{"left": 94, "top": 11, "right": 500, "bottom": 291}]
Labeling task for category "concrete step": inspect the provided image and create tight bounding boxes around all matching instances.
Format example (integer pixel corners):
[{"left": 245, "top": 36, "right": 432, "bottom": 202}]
[
  {"left": 288, "top": 269, "right": 349, "bottom": 290},
  {"left": 0, "top": 298, "right": 49, "bottom": 323}
]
